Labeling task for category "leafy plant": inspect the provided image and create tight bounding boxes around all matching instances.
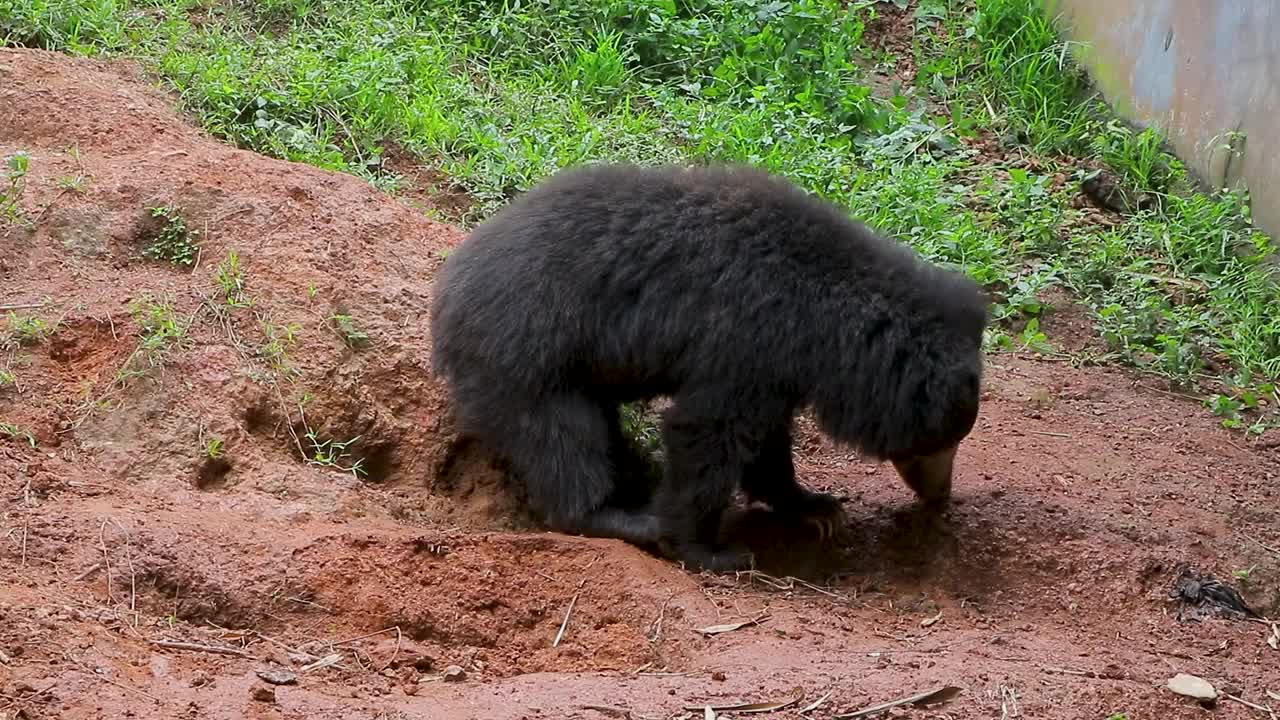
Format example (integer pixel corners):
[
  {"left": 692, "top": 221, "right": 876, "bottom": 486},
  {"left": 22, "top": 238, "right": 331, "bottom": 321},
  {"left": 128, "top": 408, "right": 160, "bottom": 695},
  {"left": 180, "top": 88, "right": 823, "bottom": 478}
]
[
  {"left": 1, "top": 151, "right": 29, "bottom": 222},
  {"left": 143, "top": 205, "right": 200, "bottom": 267},
  {"left": 259, "top": 319, "right": 302, "bottom": 376},
  {"left": 5, "top": 311, "right": 50, "bottom": 346},
  {"left": 329, "top": 313, "right": 370, "bottom": 349}
]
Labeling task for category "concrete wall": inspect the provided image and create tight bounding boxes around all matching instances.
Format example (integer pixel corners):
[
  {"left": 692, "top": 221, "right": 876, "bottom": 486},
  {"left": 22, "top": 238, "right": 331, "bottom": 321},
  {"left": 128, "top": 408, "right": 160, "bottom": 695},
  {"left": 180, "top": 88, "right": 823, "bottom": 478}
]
[{"left": 1046, "top": 0, "right": 1280, "bottom": 236}]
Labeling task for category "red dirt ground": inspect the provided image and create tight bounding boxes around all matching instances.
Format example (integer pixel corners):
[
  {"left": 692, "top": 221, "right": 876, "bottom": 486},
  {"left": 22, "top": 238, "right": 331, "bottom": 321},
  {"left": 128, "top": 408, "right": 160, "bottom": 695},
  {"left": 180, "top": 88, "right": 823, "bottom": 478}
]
[{"left": 1, "top": 48, "right": 1278, "bottom": 720}]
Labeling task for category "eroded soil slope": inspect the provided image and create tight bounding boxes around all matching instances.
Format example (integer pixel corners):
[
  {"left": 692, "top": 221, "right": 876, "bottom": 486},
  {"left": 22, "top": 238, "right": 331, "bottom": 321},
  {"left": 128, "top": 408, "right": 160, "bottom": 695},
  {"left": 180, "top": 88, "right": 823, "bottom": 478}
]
[{"left": 1, "top": 48, "right": 1278, "bottom": 720}]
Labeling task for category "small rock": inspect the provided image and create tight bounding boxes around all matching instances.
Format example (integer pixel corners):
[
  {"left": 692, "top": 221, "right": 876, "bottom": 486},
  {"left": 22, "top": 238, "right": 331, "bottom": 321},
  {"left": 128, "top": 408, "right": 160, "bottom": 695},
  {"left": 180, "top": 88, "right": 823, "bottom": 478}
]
[
  {"left": 189, "top": 670, "right": 212, "bottom": 688},
  {"left": 442, "top": 665, "right": 466, "bottom": 682},
  {"left": 250, "top": 684, "right": 277, "bottom": 703},
  {"left": 1167, "top": 673, "right": 1217, "bottom": 703},
  {"left": 711, "top": 671, "right": 726, "bottom": 682},
  {"left": 255, "top": 668, "right": 298, "bottom": 686},
  {"left": 48, "top": 207, "right": 111, "bottom": 259}
]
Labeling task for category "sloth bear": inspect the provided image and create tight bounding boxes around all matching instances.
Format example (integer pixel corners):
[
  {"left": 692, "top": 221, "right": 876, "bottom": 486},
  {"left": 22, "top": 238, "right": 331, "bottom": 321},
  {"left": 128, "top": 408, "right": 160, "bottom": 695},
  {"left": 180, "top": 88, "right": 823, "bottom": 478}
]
[{"left": 430, "top": 163, "right": 988, "bottom": 571}]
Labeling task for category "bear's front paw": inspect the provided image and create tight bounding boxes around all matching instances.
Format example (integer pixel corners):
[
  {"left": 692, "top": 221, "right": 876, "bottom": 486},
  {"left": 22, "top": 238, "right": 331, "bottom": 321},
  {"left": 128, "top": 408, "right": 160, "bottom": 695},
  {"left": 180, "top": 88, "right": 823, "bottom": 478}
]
[{"left": 790, "top": 491, "right": 849, "bottom": 543}]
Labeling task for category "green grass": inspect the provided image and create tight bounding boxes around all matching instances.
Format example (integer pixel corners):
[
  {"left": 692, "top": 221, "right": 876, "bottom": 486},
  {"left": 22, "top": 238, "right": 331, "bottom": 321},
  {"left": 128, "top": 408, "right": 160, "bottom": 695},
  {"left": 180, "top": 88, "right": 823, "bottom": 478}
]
[{"left": 3, "top": 0, "right": 1279, "bottom": 432}]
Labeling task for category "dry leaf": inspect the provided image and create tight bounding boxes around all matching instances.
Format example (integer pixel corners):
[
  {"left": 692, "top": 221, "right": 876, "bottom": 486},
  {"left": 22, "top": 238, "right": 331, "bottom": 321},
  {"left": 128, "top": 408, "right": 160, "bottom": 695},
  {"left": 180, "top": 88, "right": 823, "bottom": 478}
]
[
  {"left": 695, "top": 614, "right": 770, "bottom": 636},
  {"left": 1166, "top": 673, "right": 1217, "bottom": 701},
  {"left": 684, "top": 690, "right": 803, "bottom": 713},
  {"left": 921, "top": 610, "right": 944, "bottom": 628},
  {"left": 703, "top": 706, "right": 715, "bottom": 720},
  {"left": 835, "top": 685, "right": 962, "bottom": 718},
  {"left": 1266, "top": 690, "right": 1280, "bottom": 702},
  {"left": 1268, "top": 623, "right": 1279, "bottom": 651},
  {"left": 799, "top": 690, "right": 833, "bottom": 714}
]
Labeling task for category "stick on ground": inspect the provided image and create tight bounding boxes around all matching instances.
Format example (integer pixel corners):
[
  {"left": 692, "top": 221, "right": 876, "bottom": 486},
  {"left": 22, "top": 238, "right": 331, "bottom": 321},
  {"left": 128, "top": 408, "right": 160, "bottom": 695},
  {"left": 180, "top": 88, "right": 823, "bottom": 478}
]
[
  {"left": 554, "top": 580, "right": 586, "bottom": 648},
  {"left": 150, "top": 639, "right": 255, "bottom": 658}
]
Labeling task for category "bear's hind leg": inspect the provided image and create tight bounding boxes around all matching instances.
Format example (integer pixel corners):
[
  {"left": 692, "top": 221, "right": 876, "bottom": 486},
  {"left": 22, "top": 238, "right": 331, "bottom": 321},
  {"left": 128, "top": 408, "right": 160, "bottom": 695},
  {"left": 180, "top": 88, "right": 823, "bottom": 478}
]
[
  {"left": 499, "top": 392, "right": 661, "bottom": 545},
  {"left": 740, "top": 422, "right": 849, "bottom": 542},
  {"left": 652, "top": 393, "right": 773, "bottom": 572}
]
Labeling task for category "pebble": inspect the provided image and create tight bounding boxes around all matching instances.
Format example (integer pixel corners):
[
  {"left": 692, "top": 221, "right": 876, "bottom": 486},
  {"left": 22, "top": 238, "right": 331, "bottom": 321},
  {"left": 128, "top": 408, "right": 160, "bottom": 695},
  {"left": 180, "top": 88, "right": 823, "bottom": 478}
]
[
  {"left": 1167, "top": 673, "right": 1217, "bottom": 702},
  {"left": 255, "top": 668, "right": 298, "bottom": 686},
  {"left": 250, "top": 684, "right": 277, "bottom": 703}
]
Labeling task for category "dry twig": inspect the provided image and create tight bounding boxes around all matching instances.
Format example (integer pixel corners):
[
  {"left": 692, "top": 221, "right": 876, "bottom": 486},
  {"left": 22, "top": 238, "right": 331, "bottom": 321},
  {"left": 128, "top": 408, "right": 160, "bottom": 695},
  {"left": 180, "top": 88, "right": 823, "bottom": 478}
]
[
  {"left": 150, "top": 639, "right": 255, "bottom": 658},
  {"left": 554, "top": 579, "right": 586, "bottom": 647},
  {"left": 1223, "top": 693, "right": 1277, "bottom": 718}
]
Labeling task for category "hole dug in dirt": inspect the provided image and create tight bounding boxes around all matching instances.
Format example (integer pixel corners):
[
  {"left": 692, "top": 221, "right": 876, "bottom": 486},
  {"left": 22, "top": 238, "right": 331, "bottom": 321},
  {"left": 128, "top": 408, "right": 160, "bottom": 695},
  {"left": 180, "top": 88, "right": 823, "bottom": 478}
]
[
  {"left": 195, "top": 455, "right": 232, "bottom": 490},
  {"left": 431, "top": 436, "right": 535, "bottom": 529}
]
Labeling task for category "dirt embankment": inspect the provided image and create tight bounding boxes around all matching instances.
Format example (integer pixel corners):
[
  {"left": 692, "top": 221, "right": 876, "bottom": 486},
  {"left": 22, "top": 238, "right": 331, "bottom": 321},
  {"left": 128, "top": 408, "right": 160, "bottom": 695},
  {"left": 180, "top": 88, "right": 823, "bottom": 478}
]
[{"left": 1, "top": 48, "right": 1278, "bottom": 720}]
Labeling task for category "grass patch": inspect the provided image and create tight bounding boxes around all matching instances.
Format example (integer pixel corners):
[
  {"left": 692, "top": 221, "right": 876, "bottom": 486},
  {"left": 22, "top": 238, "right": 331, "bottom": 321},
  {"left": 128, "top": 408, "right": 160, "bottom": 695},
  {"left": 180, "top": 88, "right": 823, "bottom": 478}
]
[{"left": 5, "top": 0, "right": 1279, "bottom": 433}]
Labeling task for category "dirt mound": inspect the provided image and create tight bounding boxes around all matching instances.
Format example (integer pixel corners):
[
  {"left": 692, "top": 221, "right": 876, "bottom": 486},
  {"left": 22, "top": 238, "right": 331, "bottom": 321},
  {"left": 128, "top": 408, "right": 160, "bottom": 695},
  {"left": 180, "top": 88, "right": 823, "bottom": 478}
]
[{"left": 2, "top": 48, "right": 1279, "bottom": 719}]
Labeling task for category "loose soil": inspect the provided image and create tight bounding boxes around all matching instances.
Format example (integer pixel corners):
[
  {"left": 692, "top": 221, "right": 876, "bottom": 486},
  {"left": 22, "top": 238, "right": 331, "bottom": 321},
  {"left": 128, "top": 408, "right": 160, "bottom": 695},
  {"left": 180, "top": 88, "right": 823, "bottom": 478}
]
[{"left": 1, "top": 47, "right": 1279, "bottom": 720}]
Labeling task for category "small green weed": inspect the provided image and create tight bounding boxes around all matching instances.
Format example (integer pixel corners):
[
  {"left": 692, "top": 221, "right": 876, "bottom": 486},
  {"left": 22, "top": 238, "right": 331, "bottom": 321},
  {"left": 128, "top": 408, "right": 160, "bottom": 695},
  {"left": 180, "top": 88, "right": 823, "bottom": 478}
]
[
  {"left": 0, "top": 367, "right": 15, "bottom": 387},
  {"left": 56, "top": 144, "right": 90, "bottom": 192},
  {"left": 5, "top": 312, "right": 50, "bottom": 346},
  {"left": 143, "top": 205, "right": 200, "bottom": 267},
  {"left": 304, "top": 429, "right": 366, "bottom": 478},
  {"left": 56, "top": 175, "right": 88, "bottom": 192},
  {"left": 1, "top": 151, "right": 30, "bottom": 223},
  {"left": 214, "top": 249, "right": 252, "bottom": 308},
  {"left": 0, "top": 422, "right": 36, "bottom": 447},
  {"left": 203, "top": 436, "right": 225, "bottom": 459},
  {"left": 329, "top": 313, "right": 370, "bottom": 350},
  {"left": 122, "top": 295, "right": 188, "bottom": 376},
  {"left": 259, "top": 319, "right": 302, "bottom": 376}
]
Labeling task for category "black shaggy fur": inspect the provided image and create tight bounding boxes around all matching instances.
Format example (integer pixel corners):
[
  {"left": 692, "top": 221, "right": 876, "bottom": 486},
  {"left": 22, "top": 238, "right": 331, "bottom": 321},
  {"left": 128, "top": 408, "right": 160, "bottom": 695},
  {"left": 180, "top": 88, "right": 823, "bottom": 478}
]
[{"left": 430, "top": 163, "right": 988, "bottom": 571}]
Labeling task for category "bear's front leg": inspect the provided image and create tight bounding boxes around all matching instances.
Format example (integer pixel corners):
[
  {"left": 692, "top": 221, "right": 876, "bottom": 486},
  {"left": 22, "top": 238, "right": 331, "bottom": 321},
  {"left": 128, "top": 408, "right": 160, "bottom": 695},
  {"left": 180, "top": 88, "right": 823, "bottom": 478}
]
[{"left": 740, "top": 422, "right": 849, "bottom": 543}]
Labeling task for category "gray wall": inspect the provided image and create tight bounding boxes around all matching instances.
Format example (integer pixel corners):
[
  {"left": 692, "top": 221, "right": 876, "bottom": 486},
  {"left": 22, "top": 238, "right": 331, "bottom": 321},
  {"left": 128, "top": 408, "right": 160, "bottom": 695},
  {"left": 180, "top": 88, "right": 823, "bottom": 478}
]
[{"left": 1047, "top": 0, "right": 1280, "bottom": 236}]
